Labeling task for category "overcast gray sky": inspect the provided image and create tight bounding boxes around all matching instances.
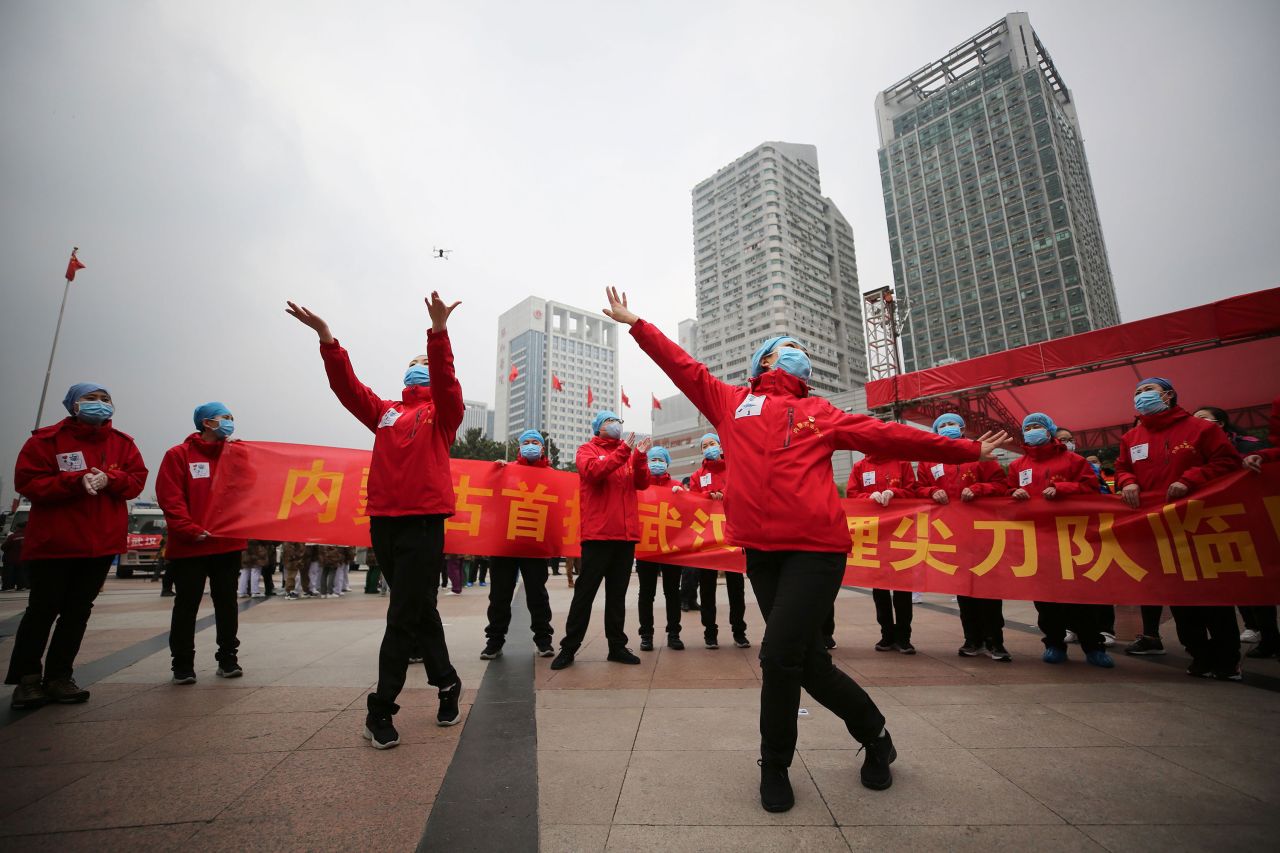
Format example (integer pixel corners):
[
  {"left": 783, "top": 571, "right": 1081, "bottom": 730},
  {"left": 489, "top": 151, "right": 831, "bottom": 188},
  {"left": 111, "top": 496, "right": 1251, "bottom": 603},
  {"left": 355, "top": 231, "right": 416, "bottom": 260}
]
[{"left": 3, "top": 0, "right": 1278, "bottom": 501}]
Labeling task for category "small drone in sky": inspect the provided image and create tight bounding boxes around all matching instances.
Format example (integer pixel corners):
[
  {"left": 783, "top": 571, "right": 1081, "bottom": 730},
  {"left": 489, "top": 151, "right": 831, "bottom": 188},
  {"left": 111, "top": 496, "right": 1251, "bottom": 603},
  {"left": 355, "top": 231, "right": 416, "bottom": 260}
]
[{"left": 432, "top": 248, "right": 452, "bottom": 260}]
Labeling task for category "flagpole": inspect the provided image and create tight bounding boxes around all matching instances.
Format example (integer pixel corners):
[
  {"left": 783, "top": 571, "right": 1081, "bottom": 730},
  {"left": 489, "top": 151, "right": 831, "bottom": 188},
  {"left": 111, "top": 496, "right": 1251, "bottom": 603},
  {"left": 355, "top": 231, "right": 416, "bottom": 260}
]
[{"left": 34, "top": 275, "right": 73, "bottom": 432}]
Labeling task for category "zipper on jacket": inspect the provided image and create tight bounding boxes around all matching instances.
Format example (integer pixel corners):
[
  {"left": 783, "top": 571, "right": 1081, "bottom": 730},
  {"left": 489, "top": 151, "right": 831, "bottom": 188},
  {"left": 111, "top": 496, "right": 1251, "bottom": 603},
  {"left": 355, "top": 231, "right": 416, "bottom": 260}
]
[
  {"left": 409, "top": 410, "right": 424, "bottom": 439},
  {"left": 784, "top": 407, "right": 794, "bottom": 448}
]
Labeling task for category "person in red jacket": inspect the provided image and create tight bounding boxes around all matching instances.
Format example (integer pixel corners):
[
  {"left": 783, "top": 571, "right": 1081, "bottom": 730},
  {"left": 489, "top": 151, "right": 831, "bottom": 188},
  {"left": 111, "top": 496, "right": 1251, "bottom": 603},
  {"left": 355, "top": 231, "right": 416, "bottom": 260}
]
[
  {"left": 480, "top": 429, "right": 556, "bottom": 660},
  {"left": 6, "top": 383, "right": 147, "bottom": 709},
  {"left": 847, "top": 455, "right": 918, "bottom": 654},
  {"left": 551, "top": 411, "right": 652, "bottom": 669},
  {"left": 915, "top": 413, "right": 1012, "bottom": 661},
  {"left": 158, "top": 401, "right": 248, "bottom": 684},
  {"left": 1240, "top": 394, "right": 1280, "bottom": 660},
  {"left": 688, "top": 431, "right": 750, "bottom": 649},
  {"left": 1117, "top": 378, "right": 1243, "bottom": 678},
  {"left": 1009, "top": 412, "right": 1115, "bottom": 669},
  {"left": 287, "top": 293, "right": 465, "bottom": 749},
  {"left": 634, "top": 445, "right": 686, "bottom": 652},
  {"left": 604, "top": 287, "right": 1011, "bottom": 810}
]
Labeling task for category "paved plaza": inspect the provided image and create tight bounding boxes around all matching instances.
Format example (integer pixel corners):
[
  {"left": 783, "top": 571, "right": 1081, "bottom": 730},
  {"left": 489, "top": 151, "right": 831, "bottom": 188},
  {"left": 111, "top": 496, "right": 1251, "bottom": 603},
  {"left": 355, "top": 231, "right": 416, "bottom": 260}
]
[{"left": 1, "top": 574, "right": 1277, "bottom": 852}]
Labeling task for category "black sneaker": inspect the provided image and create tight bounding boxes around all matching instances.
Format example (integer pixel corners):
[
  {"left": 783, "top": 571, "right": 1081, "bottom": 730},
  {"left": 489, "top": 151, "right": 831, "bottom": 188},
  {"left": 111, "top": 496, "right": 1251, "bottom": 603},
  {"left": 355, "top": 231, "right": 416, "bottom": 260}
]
[
  {"left": 550, "top": 649, "right": 575, "bottom": 670},
  {"left": 10, "top": 675, "right": 48, "bottom": 709},
  {"left": 824, "top": 637, "right": 837, "bottom": 650},
  {"left": 957, "top": 642, "right": 984, "bottom": 657},
  {"left": 216, "top": 663, "right": 244, "bottom": 678},
  {"left": 172, "top": 671, "right": 197, "bottom": 685},
  {"left": 734, "top": 634, "right": 751, "bottom": 649},
  {"left": 1186, "top": 659, "right": 1214, "bottom": 678},
  {"left": 43, "top": 677, "right": 90, "bottom": 704},
  {"left": 639, "top": 636, "right": 654, "bottom": 652},
  {"left": 667, "top": 635, "right": 685, "bottom": 650},
  {"left": 437, "top": 681, "right": 462, "bottom": 726},
  {"left": 535, "top": 643, "right": 555, "bottom": 658},
  {"left": 480, "top": 643, "right": 504, "bottom": 660},
  {"left": 607, "top": 648, "right": 641, "bottom": 665},
  {"left": 363, "top": 712, "right": 400, "bottom": 749},
  {"left": 874, "top": 639, "right": 898, "bottom": 652},
  {"left": 757, "top": 759, "right": 794, "bottom": 812},
  {"left": 1125, "top": 635, "right": 1166, "bottom": 656},
  {"left": 987, "top": 644, "right": 1012, "bottom": 663},
  {"left": 897, "top": 640, "right": 917, "bottom": 655},
  {"left": 860, "top": 730, "right": 897, "bottom": 790},
  {"left": 705, "top": 637, "right": 719, "bottom": 650}
]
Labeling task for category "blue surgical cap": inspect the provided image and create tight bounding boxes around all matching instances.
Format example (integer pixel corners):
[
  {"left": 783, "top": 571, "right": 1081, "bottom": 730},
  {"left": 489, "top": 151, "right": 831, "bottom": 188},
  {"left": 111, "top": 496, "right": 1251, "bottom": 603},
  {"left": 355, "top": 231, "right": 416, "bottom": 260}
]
[
  {"left": 933, "top": 413, "right": 965, "bottom": 433},
  {"left": 518, "top": 429, "right": 544, "bottom": 445},
  {"left": 701, "top": 432, "right": 720, "bottom": 446},
  {"left": 62, "top": 383, "right": 109, "bottom": 414},
  {"left": 194, "top": 401, "right": 232, "bottom": 430},
  {"left": 591, "top": 410, "right": 620, "bottom": 435},
  {"left": 1022, "top": 412, "right": 1058, "bottom": 434},
  {"left": 647, "top": 446, "right": 671, "bottom": 464},
  {"left": 750, "top": 336, "right": 802, "bottom": 377}
]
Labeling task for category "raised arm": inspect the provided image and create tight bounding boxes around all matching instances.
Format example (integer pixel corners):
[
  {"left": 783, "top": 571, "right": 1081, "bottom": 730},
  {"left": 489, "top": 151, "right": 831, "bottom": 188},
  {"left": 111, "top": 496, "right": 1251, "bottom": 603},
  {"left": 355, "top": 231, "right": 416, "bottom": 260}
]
[
  {"left": 426, "top": 292, "right": 465, "bottom": 432},
  {"left": 632, "top": 437, "right": 652, "bottom": 489},
  {"left": 576, "top": 438, "right": 635, "bottom": 484},
  {"left": 829, "top": 409, "right": 994, "bottom": 465},
  {"left": 287, "top": 301, "right": 384, "bottom": 431}
]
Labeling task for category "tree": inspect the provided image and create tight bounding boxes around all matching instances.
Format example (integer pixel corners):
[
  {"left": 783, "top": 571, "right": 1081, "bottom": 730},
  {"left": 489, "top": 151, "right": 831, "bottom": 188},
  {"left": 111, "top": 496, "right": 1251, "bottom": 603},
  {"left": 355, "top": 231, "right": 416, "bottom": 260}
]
[{"left": 450, "top": 428, "right": 505, "bottom": 461}]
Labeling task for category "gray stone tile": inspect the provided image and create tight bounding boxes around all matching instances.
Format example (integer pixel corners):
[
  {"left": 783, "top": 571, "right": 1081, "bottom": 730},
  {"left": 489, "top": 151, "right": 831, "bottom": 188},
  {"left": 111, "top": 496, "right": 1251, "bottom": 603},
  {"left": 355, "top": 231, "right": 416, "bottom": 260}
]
[
  {"left": 1079, "top": 823, "right": 1278, "bottom": 852},
  {"left": 646, "top": 687, "right": 761, "bottom": 708},
  {"left": 915, "top": 704, "right": 1125, "bottom": 748},
  {"left": 536, "top": 688, "right": 650, "bottom": 709},
  {"left": 1047, "top": 701, "right": 1262, "bottom": 747},
  {"left": 841, "top": 825, "right": 1104, "bottom": 852},
  {"left": 537, "top": 707, "right": 642, "bottom": 751},
  {"left": 1148, "top": 743, "right": 1280, "bottom": 805},
  {"left": 797, "top": 705, "right": 958, "bottom": 750},
  {"left": 882, "top": 684, "right": 1038, "bottom": 705},
  {"left": 540, "top": 823, "right": 611, "bottom": 853},
  {"left": 633, "top": 705, "right": 757, "bottom": 751},
  {"left": 538, "top": 751, "right": 629, "bottom": 825},
  {"left": 607, "top": 825, "right": 850, "bottom": 852}
]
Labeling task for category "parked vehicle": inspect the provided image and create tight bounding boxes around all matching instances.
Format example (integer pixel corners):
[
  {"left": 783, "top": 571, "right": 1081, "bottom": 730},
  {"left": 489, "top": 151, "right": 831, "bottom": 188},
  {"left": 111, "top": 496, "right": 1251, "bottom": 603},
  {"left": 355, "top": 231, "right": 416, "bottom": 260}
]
[{"left": 117, "top": 502, "right": 167, "bottom": 578}]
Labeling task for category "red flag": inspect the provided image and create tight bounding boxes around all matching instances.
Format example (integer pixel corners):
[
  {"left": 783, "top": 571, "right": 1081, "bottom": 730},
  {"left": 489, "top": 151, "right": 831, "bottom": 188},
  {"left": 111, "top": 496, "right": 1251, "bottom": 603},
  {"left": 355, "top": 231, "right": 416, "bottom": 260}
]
[
  {"left": 551, "top": 374, "right": 563, "bottom": 392},
  {"left": 508, "top": 364, "right": 519, "bottom": 383},
  {"left": 586, "top": 386, "right": 594, "bottom": 407},
  {"left": 652, "top": 394, "right": 663, "bottom": 410},
  {"left": 621, "top": 387, "right": 631, "bottom": 408},
  {"left": 65, "top": 248, "right": 85, "bottom": 282}
]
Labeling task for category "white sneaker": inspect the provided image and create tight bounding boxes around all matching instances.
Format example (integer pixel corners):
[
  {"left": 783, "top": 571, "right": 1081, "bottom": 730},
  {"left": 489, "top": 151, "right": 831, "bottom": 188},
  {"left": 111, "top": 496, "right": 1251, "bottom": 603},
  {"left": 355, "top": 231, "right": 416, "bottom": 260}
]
[
  {"left": 911, "top": 592, "right": 924, "bottom": 604},
  {"left": 1064, "top": 630, "right": 1078, "bottom": 644},
  {"left": 251, "top": 593, "right": 265, "bottom": 598},
  {"left": 1241, "top": 629, "right": 1261, "bottom": 643},
  {"left": 1101, "top": 632, "right": 1117, "bottom": 647}
]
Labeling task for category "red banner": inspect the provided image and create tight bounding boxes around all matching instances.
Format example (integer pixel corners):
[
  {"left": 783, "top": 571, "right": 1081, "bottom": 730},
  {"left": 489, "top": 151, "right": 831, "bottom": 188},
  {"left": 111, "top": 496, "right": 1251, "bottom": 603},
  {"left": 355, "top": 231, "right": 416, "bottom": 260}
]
[
  {"left": 126, "top": 534, "right": 163, "bottom": 551},
  {"left": 205, "top": 441, "right": 1280, "bottom": 605}
]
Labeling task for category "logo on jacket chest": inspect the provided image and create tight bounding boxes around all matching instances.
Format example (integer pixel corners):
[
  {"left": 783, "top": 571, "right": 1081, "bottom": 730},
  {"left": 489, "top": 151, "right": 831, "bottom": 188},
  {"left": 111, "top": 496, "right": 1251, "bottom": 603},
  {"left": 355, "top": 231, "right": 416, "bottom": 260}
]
[{"left": 791, "top": 415, "right": 823, "bottom": 439}]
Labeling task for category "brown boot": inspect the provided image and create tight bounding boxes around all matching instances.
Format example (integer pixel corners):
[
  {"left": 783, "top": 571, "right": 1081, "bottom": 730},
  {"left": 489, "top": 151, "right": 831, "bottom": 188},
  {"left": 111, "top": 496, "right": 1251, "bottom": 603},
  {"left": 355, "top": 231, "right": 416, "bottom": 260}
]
[
  {"left": 43, "top": 677, "right": 90, "bottom": 704},
  {"left": 11, "top": 675, "right": 48, "bottom": 709}
]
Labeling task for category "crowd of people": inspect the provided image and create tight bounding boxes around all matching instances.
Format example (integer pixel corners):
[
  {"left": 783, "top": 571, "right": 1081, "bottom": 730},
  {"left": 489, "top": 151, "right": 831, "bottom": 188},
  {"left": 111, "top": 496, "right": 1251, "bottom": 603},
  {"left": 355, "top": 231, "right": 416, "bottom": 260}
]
[{"left": 3, "top": 286, "right": 1275, "bottom": 816}]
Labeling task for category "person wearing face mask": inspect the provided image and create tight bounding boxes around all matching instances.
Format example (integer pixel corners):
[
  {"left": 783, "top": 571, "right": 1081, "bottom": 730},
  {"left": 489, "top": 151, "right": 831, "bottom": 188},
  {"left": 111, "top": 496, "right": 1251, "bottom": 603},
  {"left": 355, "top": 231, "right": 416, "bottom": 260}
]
[
  {"left": 847, "top": 454, "right": 919, "bottom": 654},
  {"left": 287, "top": 294, "right": 465, "bottom": 749},
  {"left": 1117, "top": 378, "right": 1242, "bottom": 678},
  {"left": 1084, "top": 454, "right": 1113, "bottom": 494},
  {"left": 480, "top": 430, "right": 556, "bottom": 660},
  {"left": 1240, "top": 395, "right": 1280, "bottom": 659},
  {"left": 158, "top": 402, "right": 249, "bottom": 685},
  {"left": 634, "top": 445, "right": 687, "bottom": 652},
  {"left": 1054, "top": 427, "right": 1077, "bottom": 454},
  {"left": 1009, "top": 413, "right": 1115, "bottom": 668},
  {"left": 551, "top": 412, "right": 652, "bottom": 669},
  {"left": 915, "top": 413, "right": 1012, "bottom": 661},
  {"left": 688, "top": 432, "right": 751, "bottom": 650},
  {"left": 604, "top": 287, "right": 1012, "bottom": 810},
  {"left": 7, "top": 384, "right": 147, "bottom": 709}
]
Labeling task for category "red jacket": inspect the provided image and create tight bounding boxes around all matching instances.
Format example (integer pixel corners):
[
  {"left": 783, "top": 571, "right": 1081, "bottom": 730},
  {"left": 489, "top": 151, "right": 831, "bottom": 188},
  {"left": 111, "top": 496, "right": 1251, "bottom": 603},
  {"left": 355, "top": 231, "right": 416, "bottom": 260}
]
[
  {"left": 157, "top": 434, "right": 248, "bottom": 559},
  {"left": 577, "top": 436, "right": 650, "bottom": 541},
  {"left": 1115, "top": 406, "right": 1240, "bottom": 495},
  {"left": 1258, "top": 395, "right": 1280, "bottom": 464},
  {"left": 1006, "top": 441, "right": 1095, "bottom": 497},
  {"left": 321, "top": 330, "right": 464, "bottom": 517},
  {"left": 648, "top": 472, "right": 684, "bottom": 492},
  {"left": 689, "top": 458, "right": 727, "bottom": 494},
  {"left": 914, "top": 457, "right": 1008, "bottom": 499},
  {"left": 847, "top": 458, "right": 916, "bottom": 498},
  {"left": 511, "top": 454, "right": 550, "bottom": 469},
  {"left": 15, "top": 418, "right": 148, "bottom": 560},
  {"left": 631, "top": 319, "right": 981, "bottom": 552}
]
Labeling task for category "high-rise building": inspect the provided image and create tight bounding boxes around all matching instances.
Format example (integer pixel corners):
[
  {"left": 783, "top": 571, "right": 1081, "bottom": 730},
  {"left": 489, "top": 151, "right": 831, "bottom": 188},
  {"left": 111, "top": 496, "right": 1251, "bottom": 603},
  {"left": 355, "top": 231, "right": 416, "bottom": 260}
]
[
  {"left": 875, "top": 12, "right": 1120, "bottom": 373},
  {"left": 494, "top": 297, "right": 619, "bottom": 447},
  {"left": 460, "top": 400, "right": 494, "bottom": 440},
  {"left": 692, "top": 142, "right": 867, "bottom": 394}
]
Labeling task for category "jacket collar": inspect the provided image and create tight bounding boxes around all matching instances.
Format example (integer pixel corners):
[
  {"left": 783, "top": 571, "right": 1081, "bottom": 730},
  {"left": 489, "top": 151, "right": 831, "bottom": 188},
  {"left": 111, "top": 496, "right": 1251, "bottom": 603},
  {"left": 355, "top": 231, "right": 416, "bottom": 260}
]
[
  {"left": 401, "top": 385, "right": 434, "bottom": 405},
  {"left": 699, "top": 457, "right": 727, "bottom": 472},
  {"left": 749, "top": 368, "right": 809, "bottom": 398},
  {"left": 183, "top": 431, "right": 227, "bottom": 456},
  {"left": 1023, "top": 440, "right": 1066, "bottom": 461},
  {"left": 57, "top": 416, "right": 112, "bottom": 442},
  {"left": 1138, "top": 405, "right": 1190, "bottom": 432}
]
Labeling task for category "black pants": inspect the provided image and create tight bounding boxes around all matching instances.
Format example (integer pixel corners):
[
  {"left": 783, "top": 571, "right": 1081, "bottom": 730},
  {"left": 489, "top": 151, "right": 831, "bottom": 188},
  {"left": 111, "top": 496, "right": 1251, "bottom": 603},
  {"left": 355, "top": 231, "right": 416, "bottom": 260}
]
[
  {"left": 560, "top": 540, "right": 634, "bottom": 653},
  {"left": 485, "top": 556, "right": 553, "bottom": 648},
  {"left": 160, "top": 559, "right": 174, "bottom": 595},
  {"left": 680, "top": 567, "right": 700, "bottom": 608},
  {"left": 1098, "top": 605, "right": 1116, "bottom": 634},
  {"left": 1247, "top": 606, "right": 1280, "bottom": 650},
  {"left": 747, "top": 550, "right": 884, "bottom": 767},
  {"left": 368, "top": 515, "right": 457, "bottom": 716},
  {"left": 261, "top": 563, "right": 275, "bottom": 595},
  {"left": 636, "top": 560, "right": 682, "bottom": 639},
  {"left": 957, "top": 595, "right": 1004, "bottom": 646},
  {"left": 700, "top": 569, "right": 747, "bottom": 640},
  {"left": 168, "top": 551, "right": 241, "bottom": 673},
  {"left": 550, "top": 557, "right": 562, "bottom": 575},
  {"left": 872, "top": 589, "right": 912, "bottom": 644},
  {"left": 822, "top": 607, "right": 835, "bottom": 643},
  {"left": 1170, "top": 605, "right": 1241, "bottom": 672},
  {"left": 1141, "top": 605, "right": 1164, "bottom": 637},
  {"left": 4, "top": 556, "right": 113, "bottom": 684},
  {"left": 1035, "top": 602, "right": 1105, "bottom": 653}
]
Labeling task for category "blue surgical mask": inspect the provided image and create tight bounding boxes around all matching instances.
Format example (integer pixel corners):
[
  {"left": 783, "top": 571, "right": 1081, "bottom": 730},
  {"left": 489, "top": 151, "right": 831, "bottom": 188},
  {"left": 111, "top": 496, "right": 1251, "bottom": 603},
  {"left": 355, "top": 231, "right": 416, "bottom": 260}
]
[
  {"left": 1134, "top": 390, "right": 1167, "bottom": 415},
  {"left": 1090, "top": 462, "right": 1101, "bottom": 473},
  {"left": 938, "top": 425, "right": 963, "bottom": 440},
  {"left": 601, "top": 422, "right": 623, "bottom": 440},
  {"left": 772, "top": 348, "right": 812, "bottom": 381},
  {"left": 519, "top": 443, "right": 542, "bottom": 461},
  {"left": 1023, "top": 428, "right": 1049, "bottom": 446},
  {"left": 404, "top": 365, "right": 431, "bottom": 387},
  {"left": 214, "top": 419, "right": 235, "bottom": 439},
  {"left": 75, "top": 401, "right": 113, "bottom": 425},
  {"left": 648, "top": 460, "right": 668, "bottom": 476},
  {"left": 703, "top": 445, "right": 722, "bottom": 461},
  {"left": 1063, "top": 440, "right": 1077, "bottom": 452}
]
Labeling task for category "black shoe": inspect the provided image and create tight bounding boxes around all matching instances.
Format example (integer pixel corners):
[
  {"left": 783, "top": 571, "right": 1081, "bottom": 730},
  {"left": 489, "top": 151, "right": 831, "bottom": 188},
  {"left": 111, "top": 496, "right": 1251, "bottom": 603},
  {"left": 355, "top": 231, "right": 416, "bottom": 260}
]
[
  {"left": 437, "top": 681, "right": 462, "bottom": 726},
  {"left": 43, "top": 677, "right": 90, "bottom": 704},
  {"left": 607, "top": 648, "right": 641, "bottom": 665},
  {"left": 734, "top": 634, "right": 751, "bottom": 649},
  {"left": 958, "top": 642, "right": 984, "bottom": 657},
  {"left": 10, "top": 675, "right": 48, "bottom": 709},
  {"left": 363, "top": 712, "right": 400, "bottom": 749},
  {"left": 987, "top": 644, "right": 1012, "bottom": 663},
  {"left": 535, "top": 643, "right": 555, "bottom": 658},
  {"left": 824, "top": 637, "right": 837, "bottom": 650},
  {"left": 480, "top": 643, "right": 504, "bottom": 660},
  {"left": 667, "top": 635, "right": 685, "bottom": 650},
  {"left": 874, "top": 638, "right": 898, "bottom": 652},
  {"left": 897, "top": 640, "right": 917, "bottom": 655},
  {"left": 860, "top": 730, "right": 897, "bottom": 790},
  {"left": 680, "top": 605, "right": 691, "bottom": 612},
  {"left": 639, "top": 637, "right": 654, "bottom": 652},
  {"left": 758, "top": 759, "right": 794, "bottom": 812},
  {"left": 172, "top": 671, "right": 197, "bottom": 685},
  {"left": 705, "top": 636, "right": 719, "bottom": 650},
  {"left": 550, "top": 649, "right": 575, "bottom": 670},
  {"left": 159, "top": 590, "right": 176, "bottom": 597},
  {"left": 216, "top": 663, "right": 244, "bottom": 678},
  {"left": 1187, "top": 659, "right": 1214, "bottom": 678}
]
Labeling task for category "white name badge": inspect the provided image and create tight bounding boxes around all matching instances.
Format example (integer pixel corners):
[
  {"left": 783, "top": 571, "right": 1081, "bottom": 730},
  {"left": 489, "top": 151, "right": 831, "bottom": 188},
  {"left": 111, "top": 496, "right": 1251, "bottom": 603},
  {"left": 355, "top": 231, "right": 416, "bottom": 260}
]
[
  {"left": 56, "top": 451, "right": 87, "bottom": 472},
  {"left": 189, "top": 462, "right": 211, "bottom": 479},
  {"left": 1018, "top": 468, "right": 1033, "bottom": 487},
  {"left": 1130, "top": 443, "right": 1149, "bottom": 463},
  {"left": 378, "top": 408, "right": 401, "bottom": 429},
  {"left": 735, "top": 394, "right": 765, "bottom": 419},
  {"left": 862, "top": 471, "right": 876, "bottom": 487},
  {"left": 699, "top": 473, "right": 712, "bottom": 488},
  {"left": 931, "top": 463, "right": 945, "bottom": 480}
]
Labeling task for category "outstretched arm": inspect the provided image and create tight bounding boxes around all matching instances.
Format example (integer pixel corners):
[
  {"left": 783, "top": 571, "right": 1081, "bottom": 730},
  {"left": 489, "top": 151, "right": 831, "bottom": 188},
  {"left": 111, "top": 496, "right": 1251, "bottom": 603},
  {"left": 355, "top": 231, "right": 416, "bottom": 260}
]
[
  {"left": 426, "top": 292, "right": 465, "bottom": 433},
  {"left": 287, "top": 301, "right": 384, "bottom": 430}
]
